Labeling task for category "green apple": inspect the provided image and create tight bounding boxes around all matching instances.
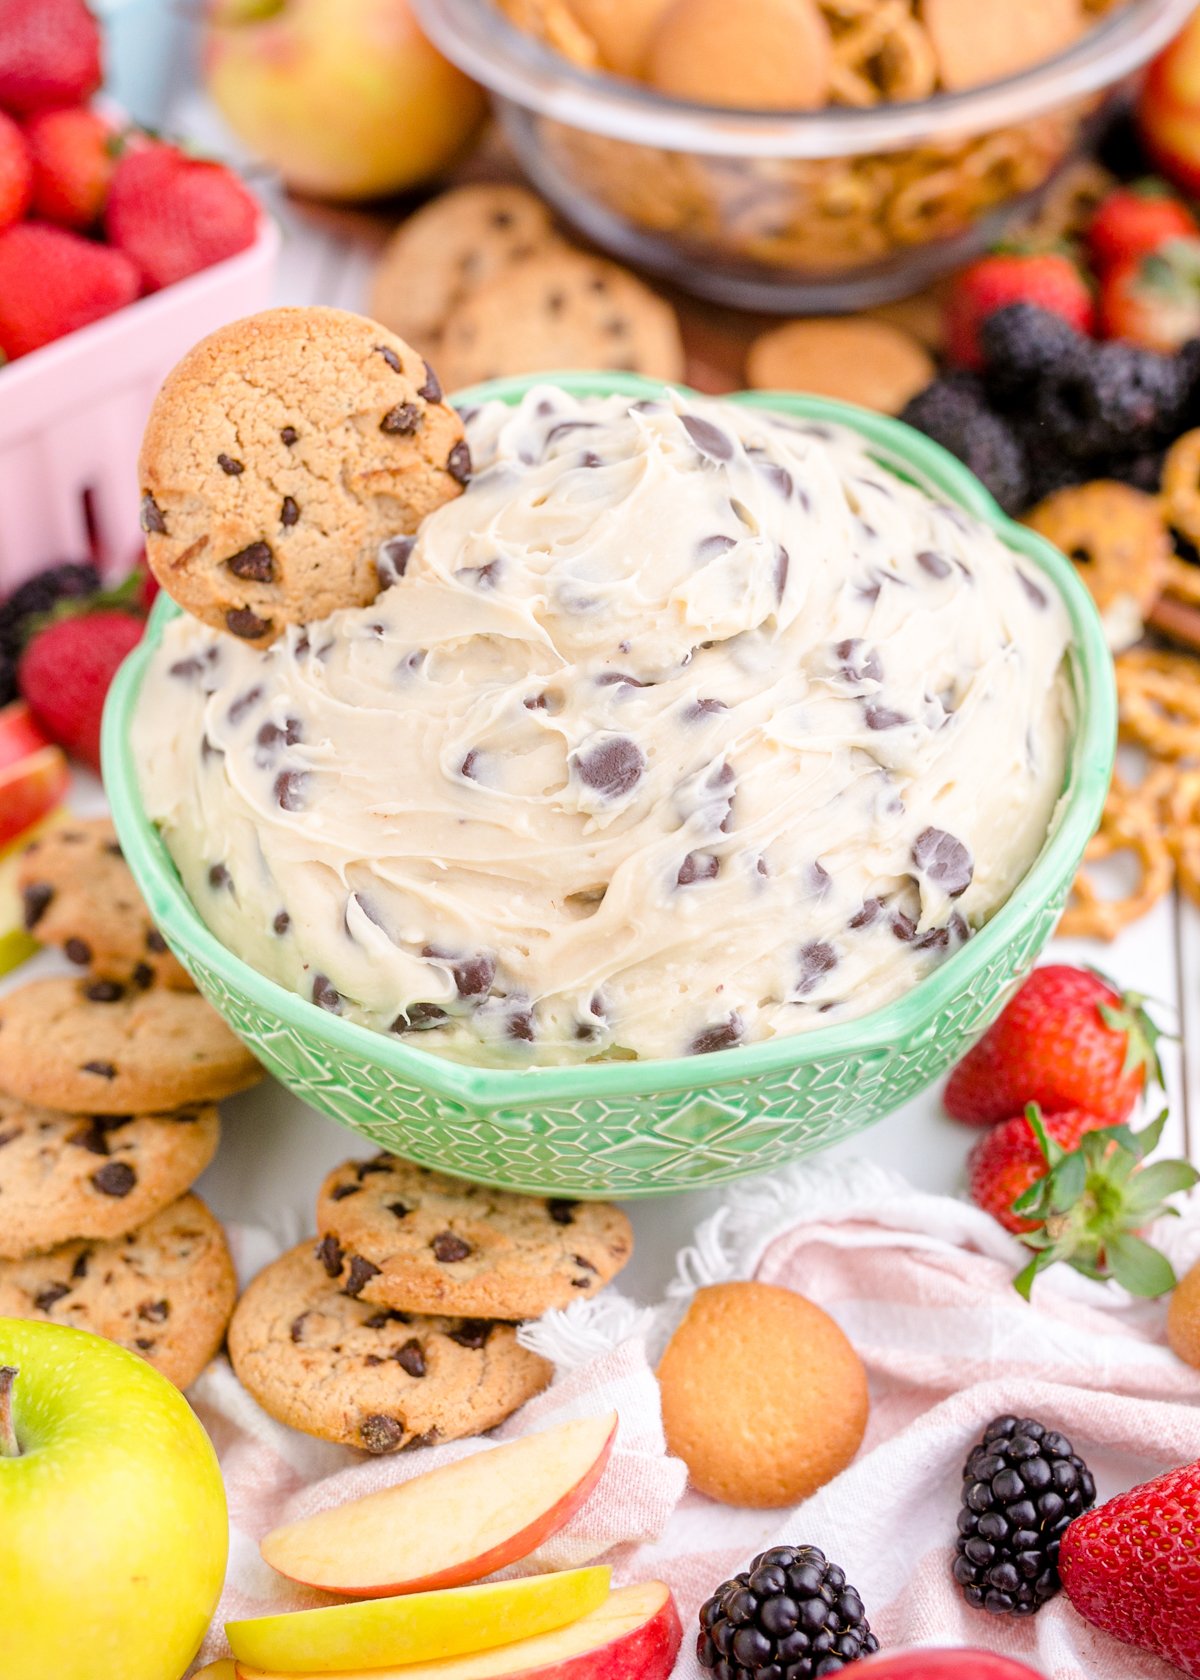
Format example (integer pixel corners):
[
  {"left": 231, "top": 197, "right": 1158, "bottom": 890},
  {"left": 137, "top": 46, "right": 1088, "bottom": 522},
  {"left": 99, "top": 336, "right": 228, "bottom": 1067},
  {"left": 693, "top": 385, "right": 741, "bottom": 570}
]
[{"left": 0, "top": 1317, "right": 229, "bottom": 1680}]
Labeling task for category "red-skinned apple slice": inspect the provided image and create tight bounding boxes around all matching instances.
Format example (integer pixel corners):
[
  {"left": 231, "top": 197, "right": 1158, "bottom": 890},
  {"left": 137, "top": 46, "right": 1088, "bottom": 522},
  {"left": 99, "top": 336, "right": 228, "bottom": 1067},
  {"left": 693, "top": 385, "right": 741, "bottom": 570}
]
[
  {"left": 261, "top": 1411, "right": 618, "bottom": 1598},
  {"left": 0, "top": 701, "right": 51, "bottom": 773},
  {"left": 234, "top": 1579, "right": 681, "bottom": 1680},
  {"left": 0, "top": 743, "right": 69, "bottom": 849}
]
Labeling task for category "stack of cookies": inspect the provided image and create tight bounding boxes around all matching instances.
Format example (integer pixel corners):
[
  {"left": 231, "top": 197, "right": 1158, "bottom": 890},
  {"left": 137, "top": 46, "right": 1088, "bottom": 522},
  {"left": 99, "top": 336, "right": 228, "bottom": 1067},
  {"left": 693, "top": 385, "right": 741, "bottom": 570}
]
[
  {"left": 0, "top": 817, "right": 263, "bottom": 1388},
  {"left": 229, "top": 1158, "right": 634, "bottom": 1455}
]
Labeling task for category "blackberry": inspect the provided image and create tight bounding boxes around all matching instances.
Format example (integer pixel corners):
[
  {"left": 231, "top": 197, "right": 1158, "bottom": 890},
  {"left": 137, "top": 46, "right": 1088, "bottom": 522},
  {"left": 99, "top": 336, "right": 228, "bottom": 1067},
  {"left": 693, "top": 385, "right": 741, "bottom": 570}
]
[
  {"left": 697, "top": 1545, "right": 878, "bottom": 1679},
  {"left": 953, "top": 1414, "right": 1096, "bottom": 1617},
  {"left": 979, "top": 303, "right": 1086, "bottom": 400},
  {"left": 1048, "top": 340, "right": 1192, "bottom": 457},
  {"left": 0, "top": 561, "right": 99, "bottom": 660},
  {"left": 900, "top": 375, "right": 1029, "bottom": 514}
]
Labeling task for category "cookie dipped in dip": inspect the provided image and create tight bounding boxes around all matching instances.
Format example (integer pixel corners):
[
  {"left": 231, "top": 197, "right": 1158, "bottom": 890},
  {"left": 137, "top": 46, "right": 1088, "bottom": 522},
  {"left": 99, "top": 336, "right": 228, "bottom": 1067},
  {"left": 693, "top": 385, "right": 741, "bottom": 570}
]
[{"left": 134, "top": 387, "right": 1073, "bottom": 1067}]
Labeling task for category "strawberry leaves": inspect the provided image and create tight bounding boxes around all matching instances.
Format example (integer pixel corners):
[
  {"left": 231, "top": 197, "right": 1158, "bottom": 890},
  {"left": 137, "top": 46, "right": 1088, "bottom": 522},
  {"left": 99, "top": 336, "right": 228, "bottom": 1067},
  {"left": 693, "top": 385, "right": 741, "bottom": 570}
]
[{"left": 1010, "top": 1106, "right": 1197, "bottom": 1299}]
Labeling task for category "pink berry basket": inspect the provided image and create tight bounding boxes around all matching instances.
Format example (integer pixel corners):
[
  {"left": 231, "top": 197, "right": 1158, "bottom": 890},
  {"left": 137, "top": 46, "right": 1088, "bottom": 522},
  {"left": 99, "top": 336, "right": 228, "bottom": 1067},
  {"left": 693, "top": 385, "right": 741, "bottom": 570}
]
[{"left": 0, "top": 215, "right": 281, "bottom": 594}]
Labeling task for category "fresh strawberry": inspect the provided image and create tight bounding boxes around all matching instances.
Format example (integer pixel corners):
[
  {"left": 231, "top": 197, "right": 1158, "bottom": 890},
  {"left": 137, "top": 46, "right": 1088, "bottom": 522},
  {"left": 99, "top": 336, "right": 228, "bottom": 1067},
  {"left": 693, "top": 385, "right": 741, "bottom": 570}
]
[
  {"left": 1099, "top": 236, "right": 1200, "bottom": 351},
  {"left": 946, "top": 251, "right": 1094, "bottom": 369},
  {"left": 944, "top": 964, "right": 1164, "bottom": 1127},
  {"left": 105, "top": 140, "right": 259, "bottom": 292},
  {"left": 18, "top": 601, "right": 144, "bottom": 774},
  {"left": 0, "top": 222, "right": 139, "bottom": 360},
  {"left": 0, "top": 108, "right": 31, "bottom": 230},
  {"left": 986, "top": 1108, "right": 1196, "bottom": 1298},
  {"left": 1060, "top": 1458, "right": 1200, "bottom": 1676},
  {"left": 968, "top": 1106, "right": 1106, "bottom": 1233},
  {"left": 0, "top": 0, "right": 102, "bottom": 115},
  {"left": 25, "top": 105, "right": 116, "bottom": 229},
  {"left": 860, "top": 1652, "right": 1046, "bottom": 1679},
  {"left": 1088, "top": 178, "right": 1199, "bottom": 273}
]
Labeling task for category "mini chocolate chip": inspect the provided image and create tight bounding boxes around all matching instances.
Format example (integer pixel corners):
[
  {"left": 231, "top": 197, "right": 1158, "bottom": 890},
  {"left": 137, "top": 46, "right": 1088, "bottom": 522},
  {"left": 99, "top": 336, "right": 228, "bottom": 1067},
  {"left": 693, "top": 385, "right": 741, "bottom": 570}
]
[
  {"left": 0, "top": 1127, "right": 18, "bottom": 1149},
  {"left": 281, "top": 425, "right": 299, "bottom": 446},
  {"left": 132, "top": 963, "right": 154, "bottom": 990},
  {"left": 507, "top": 1008, "right": 535, "bottom": 1043},
  {"left": 138, "top": 1299, "right": 169, "bottom": 1322},
  {"left": 573, "top": 1254, "right": 598, "bottom": 1272},
  {"left": 916, "top": 925, "right": 950, "bottom": 950},
  {"left": 364, "top": 1307, "right": 411, "bottom": 1328},
  {"left": 226, "top": 607, "right": 273, "bottom": 639},
  {"left": 82, "top": 1061, "right": 116, "bottom": 1079},
  {"left": 574, "top": 736, "right": 644, "bottom": 800},
  {"left": 378, "top": 535, "right": 415, "bottom": 587},
  {"left": 364, "top": 1354, "right": 384, "bottom": 1367},
  {"left": 169, "top": 657, "right": 205, "bottom": 680},
  {"left": 358, "top": 1155, "right": 393, "bottom": 1178},
  {"left": 280, "top": 495, "right": 300, "bottom": 527},
  {"left": 677, "top": 851, "right": 719, "bottom": 886},
  {"left": 217, "top": 453, "right": 244, "bottom": 476},
  {"left": 92, "top": 1160, "right": 136, "bottom": 1197},
  {"left": 360, "top": 1414, "right": 406, "bottom": 1454},
  {"left": 35, "top": 1283, "right": 71, "bottom": 1312},
  {"left": 273, "top": 910, "right": 291, "bottom": 935},
  {"left": 892, "top": 912, "right": 918, "bottom": 942},
  {"left": 447, "top": 440, "right": 472, "bottom": 484},
  {"left": 139, "top": 494, "right": 167, "bottom": 535},
  {"left": 1017, "top": 570, "right": 1048, "bottom": 609},
  {"left": 912, "top": 827, "right": 974, "bottom": 898},
  {"left": 208, "top": 863, "right": 232, "bottom": 892},
  {"left": 690, "top": 1014, "right": 742, "bottom": 1055},
  {"left": 419, "top": 364, "right": 442, "bottom": 402},
  {"left": 394, "top": 1339, "right": 426, "bottom": 1377},
  {"left": 837, "top": 638, "right": 883, "bottom": 683},
  {"left": 316, "top": 1234, "right": 344, "bottom": 1278},
  {"left": 134, "top": 1337, "right": 155, "bottom": 1352},
  {"left": 682, "top": 414, "right": 734, "bottom": 462},
  {"left": 343, "top": 1254, "right": 381, "bottom": 1297},
  {"left": 448, "top": 1320, "right": 492, "bottom": 1349},
  {"left": 849, "top": 897, "right": 882, "bottom": 930},
  {"left": 916, "top": 549, "right": 952, "bottom": 579},
  {"left": 21, "top": 883, "right": 53, "bottom": 930},
  {"left": 376, "top": 343, "right": 403, "bottom": 372},
  {"left": 686, "top": 697, "right": 728, "bottom": 722},
  {"left": 65, "top": 937, "right": 92, "bottom": 965},
  {"left": 331, "top": 1183, "right": 361, "bottom": 1200},
  {"left": 274, "top": 770, "right": 308, "bottom": 811},
  {"left": 795, "top": 940, "right": 838, "bottom": 997},
  {"left": 547, "top": 1199, "right": 577, "bottom": 1224},
  {"left": 71, "top": 1251, "right": 89, "bottom": 1280},
  {"left": 393, "top": 1003, "right": 449, "bottom": 1032},
  {"left": 227, "top": 541, "right": 275, "bottom": 584},
  {"left": 84, "top": 980, "right": 125, "bottom": 1003},
  {"left": 460, "top": 750, "right": 480, "bottom": 781},
  {"left": 865, "top": 703, "right": 908, "bottom": 730},
  {"left": 146, "top": 929, "right": 167, "bottom": 953},
  {"left": 432, "top": 1232, "right": 471, "bottom": 1264},
  {"left": 312, "top": 974, "right": 342, "bottom": 1013},
  {"left": 289, "top": 1312, "right": 308, "bottom": 1343},
  {"left": 381, "top": 401, "right": 421, "bottom": 436},
  {"left": 774, "top": 545, "right": 790, "bottom": 600}
]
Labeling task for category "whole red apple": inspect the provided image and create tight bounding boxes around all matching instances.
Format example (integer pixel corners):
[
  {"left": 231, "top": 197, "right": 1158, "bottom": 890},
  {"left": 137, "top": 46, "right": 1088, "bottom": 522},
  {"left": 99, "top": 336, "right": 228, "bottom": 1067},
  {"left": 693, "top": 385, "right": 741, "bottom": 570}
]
[
  {"left": 1140, "top": 13, "right": 1200, "bottom": 196},
  {"left": 859, "top": 1653, "right": 1046, "bottom": 1679}
]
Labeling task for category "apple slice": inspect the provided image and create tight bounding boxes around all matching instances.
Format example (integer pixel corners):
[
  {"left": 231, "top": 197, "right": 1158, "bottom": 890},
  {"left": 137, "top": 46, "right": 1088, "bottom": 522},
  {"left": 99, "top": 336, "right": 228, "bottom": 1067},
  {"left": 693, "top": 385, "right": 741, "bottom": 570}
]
[
  {"left": 227, "top": 1566, "right": 611, "bottom": 1676},
  {"left": 0, "top": 743, "right": 69, "bottom": 849},
  {"left": 234, "top": 1580, "right": 681, "bottom": 1680},
  {"left": 0, "top": 700, "right": 52, "bottom": 772},
  {"left": 262, "top": 1411, "right": 619, "bottom": 1598}
]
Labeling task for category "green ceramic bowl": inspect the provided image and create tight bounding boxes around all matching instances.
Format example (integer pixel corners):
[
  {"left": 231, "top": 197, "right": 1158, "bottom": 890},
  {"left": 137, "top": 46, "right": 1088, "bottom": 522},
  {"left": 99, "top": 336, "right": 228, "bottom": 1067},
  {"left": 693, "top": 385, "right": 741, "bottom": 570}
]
[{"left": 103, "top": 374, "right": 1115, "bottom": 1197}]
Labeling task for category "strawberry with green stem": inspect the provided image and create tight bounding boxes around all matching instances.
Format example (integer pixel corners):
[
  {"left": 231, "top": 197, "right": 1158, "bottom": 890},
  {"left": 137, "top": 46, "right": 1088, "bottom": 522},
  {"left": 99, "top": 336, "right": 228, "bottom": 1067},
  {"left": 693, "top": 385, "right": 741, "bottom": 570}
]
[{"left": 1005, "top": 1107, "right": 1197, "bottom": 1299}]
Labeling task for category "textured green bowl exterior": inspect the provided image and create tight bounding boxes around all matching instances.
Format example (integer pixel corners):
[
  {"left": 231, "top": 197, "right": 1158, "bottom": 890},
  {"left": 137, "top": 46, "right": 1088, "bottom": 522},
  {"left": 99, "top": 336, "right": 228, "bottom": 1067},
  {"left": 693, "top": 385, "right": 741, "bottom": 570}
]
[{"left": 103, "top": 374, "right": 1116, "bottom": 1197}]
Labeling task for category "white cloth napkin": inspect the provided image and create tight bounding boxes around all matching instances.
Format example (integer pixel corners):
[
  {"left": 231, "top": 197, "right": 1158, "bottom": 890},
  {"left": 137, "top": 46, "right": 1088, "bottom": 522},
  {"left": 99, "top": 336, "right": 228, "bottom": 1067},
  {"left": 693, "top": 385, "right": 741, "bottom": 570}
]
[{"left": 192, "top": 1159, "right": 1200, "bottom": 1677}]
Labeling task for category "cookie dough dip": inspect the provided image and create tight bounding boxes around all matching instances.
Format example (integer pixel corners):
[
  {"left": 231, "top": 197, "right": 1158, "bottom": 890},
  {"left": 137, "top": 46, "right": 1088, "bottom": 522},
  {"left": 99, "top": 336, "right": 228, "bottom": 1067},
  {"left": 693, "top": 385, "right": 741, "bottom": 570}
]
[{"left": 134, "top": 386, "right": 1073, "bottom": 1068}]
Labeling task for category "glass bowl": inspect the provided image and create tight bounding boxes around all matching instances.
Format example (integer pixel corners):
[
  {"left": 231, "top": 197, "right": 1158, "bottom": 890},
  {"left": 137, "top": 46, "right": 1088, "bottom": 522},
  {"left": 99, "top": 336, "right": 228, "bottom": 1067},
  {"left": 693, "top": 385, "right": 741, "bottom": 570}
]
[
  {"left": 102, "top": 375, "right": 1115, "bottom": 1198},
  {"left": 412, "top": 0, "right": 1196, "bottom": 311}
]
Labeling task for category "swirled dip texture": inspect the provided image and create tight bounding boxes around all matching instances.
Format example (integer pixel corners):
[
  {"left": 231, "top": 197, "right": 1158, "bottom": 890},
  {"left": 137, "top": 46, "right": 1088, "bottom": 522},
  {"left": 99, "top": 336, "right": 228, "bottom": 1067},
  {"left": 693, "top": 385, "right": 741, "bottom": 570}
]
[{"left": 134, "top": 388, "right": 1073, "bottom": 1066}]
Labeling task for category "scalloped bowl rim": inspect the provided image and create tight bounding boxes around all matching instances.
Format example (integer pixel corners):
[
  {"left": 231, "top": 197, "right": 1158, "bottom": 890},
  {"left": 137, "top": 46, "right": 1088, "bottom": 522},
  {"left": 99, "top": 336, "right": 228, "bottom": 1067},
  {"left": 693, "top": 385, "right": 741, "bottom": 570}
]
[{"left": 102, "top": 373, "right": 1115, "bottom": 1109}]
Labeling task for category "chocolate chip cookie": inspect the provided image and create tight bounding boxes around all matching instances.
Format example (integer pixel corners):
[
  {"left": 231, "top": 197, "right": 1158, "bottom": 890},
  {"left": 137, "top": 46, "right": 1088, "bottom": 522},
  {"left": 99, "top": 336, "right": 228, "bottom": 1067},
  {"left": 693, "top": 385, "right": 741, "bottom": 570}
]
[
  {"left": 0, "top": 1193, "right": 236, "bottom": 1389},
  {"left": 316, "top": 1158, "right": 633, "bottom": 1320},
  {"left": 228, "top": 1240, "right": 552, "bottom": 1453},
  {"left": 369, "top": 184, "right": 564, "bottom": 352},
  {"left": 138, "top": 306, "right": 470, "bottom": 647},
  {"left": 17, "top": 816, "right": 193, "bottom": 991},
  {"left": 0, "top": 1095, "right": 219, "bottom": 1260},
  {"left": 435, "top": 248, "right": 686, "bottom": 390},
  {"left": 0, "top": 976, "right": 262, "bottom": 1114}
]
